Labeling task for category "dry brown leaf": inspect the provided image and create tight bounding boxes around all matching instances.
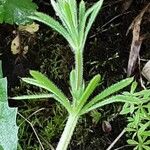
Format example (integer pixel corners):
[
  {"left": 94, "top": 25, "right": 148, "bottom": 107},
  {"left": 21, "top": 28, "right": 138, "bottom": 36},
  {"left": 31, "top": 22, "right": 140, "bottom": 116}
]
[
  {"left": 18, "top": 22, "right": 39, "bottom": 34},
  {"left": 127, "top": 3, "right": 150, "bottom": 76},
  {"left": 11, "top": 35, "right": 20, "bottom": 55}
]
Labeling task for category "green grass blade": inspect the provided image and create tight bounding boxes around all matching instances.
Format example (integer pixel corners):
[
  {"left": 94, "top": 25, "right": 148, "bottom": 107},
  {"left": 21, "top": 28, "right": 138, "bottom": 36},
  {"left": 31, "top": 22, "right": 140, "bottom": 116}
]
[
  {"left": 81, "top": 94, "right": 141, "bottom": 115},
  {"left": 82, "top": 77, "right": 134, "bottom": 112}
]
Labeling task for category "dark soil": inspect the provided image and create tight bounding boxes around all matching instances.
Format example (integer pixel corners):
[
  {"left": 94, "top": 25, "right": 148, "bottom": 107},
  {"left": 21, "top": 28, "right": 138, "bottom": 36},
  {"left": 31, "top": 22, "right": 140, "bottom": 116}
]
[{"left": 0, "top": 0, "right": 150, "bottom": 150}]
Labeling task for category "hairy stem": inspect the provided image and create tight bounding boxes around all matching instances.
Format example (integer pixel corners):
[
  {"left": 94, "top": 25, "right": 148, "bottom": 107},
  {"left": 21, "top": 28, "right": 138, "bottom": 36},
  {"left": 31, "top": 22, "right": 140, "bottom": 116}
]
[
  {"left": 56, "top": 114, "right": 79, "bottom": 150},
  {"left": 75, "top": 50, "right": 83, "bottom": 91}
]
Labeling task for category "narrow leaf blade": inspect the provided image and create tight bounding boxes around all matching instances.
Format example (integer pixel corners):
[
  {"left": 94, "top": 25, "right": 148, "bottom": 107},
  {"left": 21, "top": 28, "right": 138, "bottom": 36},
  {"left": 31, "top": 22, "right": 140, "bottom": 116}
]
[
  {"left": 83, "top": 0, "right": 103, "bottom": 47},
  {"left": 11, "top": 94, "right": 54, "bottom": 100},
  {"left": 78, "top": 74, "right": 101, "bottom": 108},
  {"left": 84, "top": 77, "right": 134, "bottom": 109},
  {"left": 81, "top": 94, "right": 141, "bottom": 115},
  {"left": 28, "top": 12, "right": 75, "bottom": 49},
  {"left": 22, "top": 71, "right": 71, "bottom": 112}
]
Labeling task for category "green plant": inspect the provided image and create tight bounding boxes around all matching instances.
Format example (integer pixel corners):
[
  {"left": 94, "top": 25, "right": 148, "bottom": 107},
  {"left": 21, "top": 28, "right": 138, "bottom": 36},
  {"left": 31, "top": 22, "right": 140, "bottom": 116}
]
[
  {"left": 0, "top": 0, "right": 37, "bottom": 24},
  {"left": 120, "top": 82, "right": 150, "bottom": 150},
  {"left": 0, "top": 61, "right": 18, "bottom": 150},
  {"left": 12, "top": 0, "right": 142, "bottom": 149}
]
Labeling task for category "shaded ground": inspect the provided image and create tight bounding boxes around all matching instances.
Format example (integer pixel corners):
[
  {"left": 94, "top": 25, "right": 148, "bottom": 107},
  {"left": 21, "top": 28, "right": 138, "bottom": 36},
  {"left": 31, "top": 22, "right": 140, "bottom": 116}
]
[{"left": 0, "top": 0, "right": 150, "bottom": 149}]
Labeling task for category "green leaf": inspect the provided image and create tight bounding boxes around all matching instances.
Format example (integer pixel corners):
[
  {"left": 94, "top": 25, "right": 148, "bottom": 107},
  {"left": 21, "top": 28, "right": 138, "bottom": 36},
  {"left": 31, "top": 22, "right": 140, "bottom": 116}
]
[
  {"left": 125, "top": 127, "right": 136, "bottom": 132},
  {"left": 0, "top": 103, "right": 18, "bottom": 150},
  {"left": 127, "top": 139, "right": 138, "bottom": 145},
  {"left": 130, "top": 81, "right": 138, "bottom": 94},
  {"left": 79, "top": 0, "right": 85, "bottom": 26},
  {"left": 69, "top": 69, "right": 76, "bottom": 93},
  {"left": 134, "top": 90, "right": 150, "bottom": 98},
  {"left": 56, "top": 0, "right": 73, "bottom": 32},
  {"left": 81, "top": 94, "right": 141, "bottom": 114},
  {"left": 139, "top": 122, "right": 150, "bottom": 134},
  {"left": 0, "top": 78, "right": 7, "bottom": 102},
  {"left": 81, "top": 77, "right": 134, "bottom": 112},
  {"left": 61, "top": 0, "right": 78, "bottom": 47},
  {"left": 142, "top": 145, "right": 150, "bottom": 150},
  {"left": 83, "top": 0, "right": 103, "bottom": 48},
  {"left": 68, "top": 0, "right": 77, "bottom": 28},
  {"left": 79, "top": 0, "right": 103, "bottom": 50},
  {"left": 90, "top": 110, "right": 101, "bottom": 124},
  {"left": 144, "top": 140, "right": 150, "bottom": 145},
  {"left": 77, "top": 74, "right": 101, "bottom": 111},
  {"left": 23, "top": 70, "right": 71, "bottom": 113},
  {"left": 0, "top": 0, "right": 37, "bottom": 24},
  {"left": 28, "top": 12, "right": 75, "bottom": 50},
  {"left": 140, "top": 131, "right": 150, "bottom": 137},
  {"left": 11, "top": 94, "right": 54, "bottom": 100},
  {"left": 50, "top": 0, "right": 71, "bottom": 32},
  {"left": 134, "top": 110, "right": 140, "bottom": 126},
  {"left": 0, "top": 5, "right": 4, "bottom": 24},
  {"left": 0, "top": 145, "right": 4, "bottom": 150},
  {"left": 120, "top": 103, "right": 131, "bottom": 114},
  {"left": 0, "top": 72, "right": 18, "bottom": 150},
  {"left": 130, "top": 103, "right": 135, "bottom": 114},
  {"left": 79, "top": 1, "right": 97, "bottom": 49}
]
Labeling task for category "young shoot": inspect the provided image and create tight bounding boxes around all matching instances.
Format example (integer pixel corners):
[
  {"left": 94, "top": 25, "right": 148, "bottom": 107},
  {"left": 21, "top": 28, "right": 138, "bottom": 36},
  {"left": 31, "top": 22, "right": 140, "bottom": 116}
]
[{"left": 12, "top": 0, "right": 141, "bottom": 149}]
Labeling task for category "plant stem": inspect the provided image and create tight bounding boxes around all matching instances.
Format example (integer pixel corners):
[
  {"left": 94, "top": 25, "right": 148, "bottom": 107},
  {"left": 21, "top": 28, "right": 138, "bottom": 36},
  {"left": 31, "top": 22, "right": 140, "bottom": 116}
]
[
  {"left": 75, "top": 50, "right": 83, "bottom": 91},
  {"left": 56, "top": 114, "right": 79, "bottom": 150}
]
